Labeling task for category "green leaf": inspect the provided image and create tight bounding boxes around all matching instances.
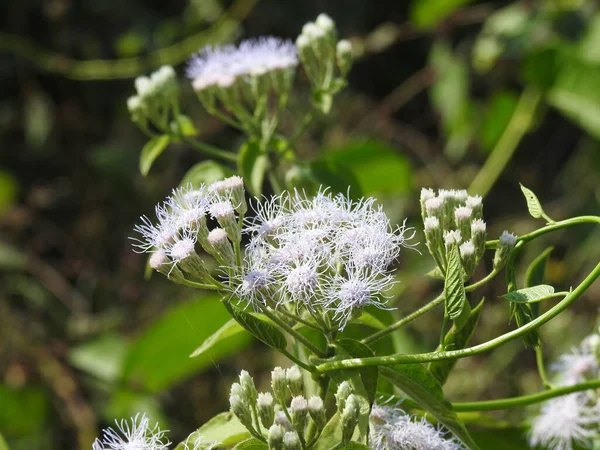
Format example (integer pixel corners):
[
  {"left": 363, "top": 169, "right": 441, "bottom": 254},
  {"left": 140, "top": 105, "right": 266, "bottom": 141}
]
[
  {"left": 324, "top": 140, "right": 412, "bottom": 195},
  {"left": 519, "top": 184, "right": 545, "bottom": 220},
  {"left": 175, "top": 412, "right": 251, "bottom": 450},
  {"left": 171, "top": 114, "right": 198, "bottom": 137},
  {"left": 308, "top": 158, "right": 363, "bottom": 197},
  {"left": 380, "top": 365, "right": 480, "bottom": 450},
  {"left": 232, "top": 438, "right": 268, "bottom": 450},
  {"left": 336, "top": 339, "right": 378, "bottom": 405},
  {"left": 190, "top": 319, "right": 247, "bottom": 358},
  {"left": 429, "top": 40, "right": 473, "bottom": 160},
  {"left": 444, "top": 244, "right": 471, "bottom": 330},
  {"left": 228, "top": 305, "right": 287, "bottom": 352},
  {"left": 341, "top": 443, "right": 371, "bottom": 450},
  {"left": 180, "top": 160, "right": 232, "bottom": 188},
  {"left": 501, "top": 285, "right": 556, "bottom": 303},
  {"left": 105, "top": 389, "right": 165, "bottom": 427},
  {"left": 470, "top": 427, "right": 529, "bottom": 450},
  {"left": 410, "top": 0, "right": 474, "bottom": 29},
  {"left": 313, "top": 413, "right": 342, "bottom": 450},
  {"left": 0, "top": 385, "right": 50, "bottom": 437},
  {"left": 122, "top": 295, "right": 250, "bottom": 392},
  {"left": 577, "top": 14, "right": 600, "bottom": 65},
  {"left": 238, "top": 140, "right": 268, "bottom": 196},
  {"left": 0, "top": 241, "right": 26, "bottom": 270},
  {"left": 351, "top": 312, "right": 386, "bottom": 330},
  {"left": 479, "top": 91, "right": 519, "bottom": 152},
  {"left": 139, "top": 135, "right": 170, "bottom": 176},
  {"left": 428, "top": 298, "right": 484, "bottom": 385},
  {"left": 547, "top": 58, "right": 600, "bottom": 140},
  {"left": 0, "top": 431, "right": 9, "bottom": 450},
  {"left": 425, "top": 266, "right": 445, "bottom": 279},
  {"left": 68, "top": 334, "right": 130, "bottom": 383}
]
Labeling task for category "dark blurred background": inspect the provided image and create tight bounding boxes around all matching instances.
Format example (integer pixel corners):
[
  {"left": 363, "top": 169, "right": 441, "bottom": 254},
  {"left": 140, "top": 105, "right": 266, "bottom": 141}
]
[{"left": 1, "top": 0, "right": 599, "bottom": 448}]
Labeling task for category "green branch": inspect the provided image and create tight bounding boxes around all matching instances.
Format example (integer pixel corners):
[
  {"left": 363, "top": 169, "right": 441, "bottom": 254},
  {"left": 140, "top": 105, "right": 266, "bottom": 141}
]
[{"left": 316, "top": 260, "right": 600, "bottom": 373}]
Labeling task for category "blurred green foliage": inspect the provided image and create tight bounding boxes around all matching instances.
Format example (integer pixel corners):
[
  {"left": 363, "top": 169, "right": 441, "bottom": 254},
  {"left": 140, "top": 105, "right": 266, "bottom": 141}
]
[{"left": 1, "top": 0, "right": 600, "bottom": 448}]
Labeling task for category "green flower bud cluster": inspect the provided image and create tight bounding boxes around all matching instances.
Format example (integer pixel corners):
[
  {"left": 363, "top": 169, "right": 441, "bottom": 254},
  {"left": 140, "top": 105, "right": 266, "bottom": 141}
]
[
  {"left": 334, "top": 381, "right": 360, "bottom": 445},
  {"left": 229, "top": 367, "right": 337, "bottom": 450},
  {"left": 296, "top": 14, "right": 352, "bottom": 113},
  {"left": 128, "top": 66, "right": 179, "bottom": 130}
]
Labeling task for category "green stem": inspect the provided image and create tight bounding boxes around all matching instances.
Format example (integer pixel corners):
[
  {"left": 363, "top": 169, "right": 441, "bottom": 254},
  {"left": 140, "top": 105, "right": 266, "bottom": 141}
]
[
  {"left": 261, "top": 307, "right": 327, "bottom": 358},
  {"left": 469, "top": 87, "right": 542, "bottom": 197},
  {"left": 361, "top": 294, "right": 445, "bottom": 345},
  {"left": 452, "top": 379, "right": 600, "bottom": 411},
  {"left": 465, "top": 269, "right": 499, "bottom": 292},
  {"left": 178, "top": 279, "right": 223, "bottom": 290},
  {"left": 276, "top": 309, "right": 323, "bottom": 332},
  {"left": 535, "top": 346, "right": 553, "bottom": 390},
  {"left": 486, "top": 216, "right": 600, "bottom": 249},
  {"left": 317, "top": 260, "right": 600, "bottom": 373},
  {"left": 182, "top": 136, "right": 238, "bottom": 162}
]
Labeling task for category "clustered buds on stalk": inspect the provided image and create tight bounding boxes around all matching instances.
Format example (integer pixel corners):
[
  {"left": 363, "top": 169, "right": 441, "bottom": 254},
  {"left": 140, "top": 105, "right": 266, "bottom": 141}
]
[
  {"left": 128, "top": 66, "right": 179, "bottom": 131},
  {"left": 131, "top": 176, "right": 247, "bottom": 288},
  {"left": 296, "top": 14, "right": 353, "bottom": 113},
  {"left": 529, "top": 325, "right": 600, "bottom": 450},
  {"left": 420, "top": 188, "right": 517, "bottom": 278},
  {"left": 229, "top": 367, "right": 360, "bottom": 450}
]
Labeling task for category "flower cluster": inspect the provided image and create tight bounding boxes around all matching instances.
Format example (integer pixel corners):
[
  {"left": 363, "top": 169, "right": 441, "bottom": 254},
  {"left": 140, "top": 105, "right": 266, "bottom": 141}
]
[
  {"left": 529, "top": 329, "right": 600, "bottom": 450},
  {"left": 186, "top": 37, "right": 297, "bottom": 139},
  {"left": 131, "top": 176, "right": 246, "bottom": 286},
  {"left": 369, "top": 402, "right": 464, "bottom": 450},
  {"left": 128, "top": 66, "right": 178, "bottom": 129},
  {"left": 420, "top": 188, "right": 516, "bottom": 278},
  {"left": 133, "top": 178, "right": 412, "bottom": 330},
  {"left": 296, "top": 13, "right": 353, "bottom": 113},
  {"left": 229, "top": 368, "right": 362, "bottom": 449},
  {"left": 237, "top": 188, "right": 413, "bottom": 328}
]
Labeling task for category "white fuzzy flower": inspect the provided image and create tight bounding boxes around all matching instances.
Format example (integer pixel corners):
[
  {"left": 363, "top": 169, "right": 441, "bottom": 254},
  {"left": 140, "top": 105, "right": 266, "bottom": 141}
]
[
  {"left": 529, "top": 393, "right": 600, "bottom": 450},
  {"left": 369, "top": 404, "right": 464, "bottom": 450},
  {"left": 92, "top": 413, "right": 170, "bottom": 450},
  {"left": 182, "top": 434, "right": 219, "bottom": 450},
  {"left": 187, "top": 37, "right": 297, "bottom": 91}
]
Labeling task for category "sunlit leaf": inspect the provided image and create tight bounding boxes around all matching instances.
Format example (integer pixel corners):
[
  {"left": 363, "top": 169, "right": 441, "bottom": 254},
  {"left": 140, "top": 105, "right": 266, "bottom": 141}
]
[
  {"left": 180, "top": 160, "right": 232, "bottom": 188},
  {"left": 501, "top": 285, "right": 555, "bottom": 303},
  {"left": 519, "top": 184, "right": 545, "bottom": 220},
  {"left": 238, "top": 140, "right": 267, "bottom": 196},
  {"left": 68, "top": 334, "right": 130, "bottom": 383},
  {"left": 190, "top": 319, "right": 247, "bottom": 358},
  {"left": 139, "top": 135, "right": 170, "bottom": 176},
  {"left": 175, "top": 412, "right": 250, "bottom": 450},
  {"left": 445, "top": 244, "right": 471, "bottom": 330}
]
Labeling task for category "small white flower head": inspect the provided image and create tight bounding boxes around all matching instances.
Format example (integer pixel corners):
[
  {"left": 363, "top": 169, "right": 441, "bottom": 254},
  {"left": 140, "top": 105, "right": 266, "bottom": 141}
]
[
  {"left": 454, "top": 206, "right": 473, "bottom": 221},
  {"left": 499, "top": 230, "right": 517, "bottom": 247},
  {"left": 529, "top": 393, "right": 600, "bottom": 450},
  {"left": 471, "top": 218, "right": 486, "bottom": 234},
  {"left": 210, "top": 200, "right": 235, "bottom": 221},
  {"left": 282, "top": 263, "right": 320, "bottom": 304},
  {"left": 465, "top": 195, "right": 482, "bottom": 209},
  {"left": 420, "top": 188, "right": 436, "bottom": 203},
  {"left": 425, "top": 197, "right": 443, "bottom": 216},
  {"left": 424, "top": 216, "right": 440, "bottom": 231},
  {"left": 187, "top": 37, "right": 297, "bottom": 91},
  {"left": 369, "top": 404, "right": 465, "bottom": 450},
  {"left": 552, "top": 338, "right": 600, "bottom": 386},
  {"left": 168, "top": 233, "right": 196, "bottom": 263},
  {"left": 444, "top": 230, "right": 462, "bottom": 247},
  {"left": 149, "top": 250, "right": 169, "bottom": 271},
  {"left": 131, "top": 206, "right": 178, "bottom": 253},
  {"left": 459, "top": 241, "right": 475, "bottom": 258},
  {"left": 92, "top": 413, "right": 170, "bottom": 450},
  {"left": 208, "top": 228, "right": 229, "bottom": 246},
  {"left": 169, "top": 184, "right": 210, "bottom": 230},
  {"left": 453, "top": 189, "right": 469, "bottom": 202},
  {"left": 315, "top": 13, "right": 335, "bottom": 33}
]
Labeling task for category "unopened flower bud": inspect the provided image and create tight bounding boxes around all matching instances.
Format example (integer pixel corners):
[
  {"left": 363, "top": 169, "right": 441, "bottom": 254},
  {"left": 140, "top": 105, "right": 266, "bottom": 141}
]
[
  {"left": 239, "top": 370, "right": 258, "bottom": 404},
  {"left": 466, "top": 195, "right": 483, "bottom": 218},
  {"left": 336, "top": 39, "right": 353, "bottom": 76},
  {"left": 424, "top": 216, "right": 442, "bottom": 252},
  {"left": 230, "top": 382, "right": 245, "bottom": 399},
  {"left": 149, "top": 250, "right": 185, "bottom": 283},
  {"left": 420, "top": 188, "right": 436, "bottom": 219},
  {"left": 308, "top": 396, "right": 326, "bottom": 430},
  {"left": 283, "top": 432, "right": 301, "bottom": 450},
  {"left": 257, "top": 392, "right": 275, "bottom": 428},
  {"left": 210, "top": 201, "right": 241, "bottom": 243},
  {"left": 425, "top": 197, "right": 443, "bottom": 219},
  {"left": 230, "top": 394, "right": 252, "bottom": 428},
  {"left": 207, "top": 228, "right": 235, "bottom": 266},
  {"left": 316, "top": 13, "right": 335, "bottom": 33},
  {"left": 286, "top": 366, "right": 303, "bottom": 397},
  {"left": 341, "top": 394, "right": 360, "bottom": 444},
  {"left": 268, "top": 424, "right": 284, "bottom": 450},
  {"left": 275, "top": 410, "right": 293, "bottom": 431},
  {"left": 290, "top": 396, "right": 308, "bottom": 436},
  {"left": 454, "top": 189, "right": 468, "bottom": 203},
  {"left": 460, "top": 240, "right": 477, "bottom": 276},
  {"left": 271, "top": 367, "right": 289, "bottom": 401},
  {"left": 470, "top": 219, "right": 487, "bottom": 260},
  {"left": 454, "top": 206, "right": 473, "bottom": 240},
  {"left": 335, "top": 381, "right": 352, "bottom": 414},
  {"left": 135, "top": 76, "right": 153, "bottom": 98},
  {"left": 494, "top": 231, "right": 517, "bottom": 270},
  {"left": 444, "top": 230, "right": 462, "bottom": 252}
]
